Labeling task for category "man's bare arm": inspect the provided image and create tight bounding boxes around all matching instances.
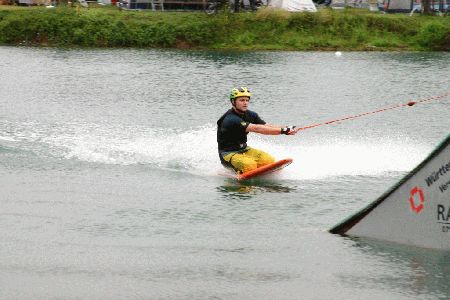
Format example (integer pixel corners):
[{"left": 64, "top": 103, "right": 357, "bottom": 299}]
[{"left": 246, "top": 124, "right": 301, "bottom": 135}]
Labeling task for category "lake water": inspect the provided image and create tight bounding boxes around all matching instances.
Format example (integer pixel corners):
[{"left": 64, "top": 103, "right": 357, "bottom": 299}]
[{"left": 0, "top": 46, "right": 449, "bottom": 299}]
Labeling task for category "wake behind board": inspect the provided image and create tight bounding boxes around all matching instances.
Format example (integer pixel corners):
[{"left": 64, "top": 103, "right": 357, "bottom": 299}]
[{"left": 236, "top": 158, "right": 293, "bottom": 181}]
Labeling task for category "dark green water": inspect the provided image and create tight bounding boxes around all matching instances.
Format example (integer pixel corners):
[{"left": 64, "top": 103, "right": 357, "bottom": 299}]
[{"left": 1, "top": 46, "right": 449, "bottom": 299}]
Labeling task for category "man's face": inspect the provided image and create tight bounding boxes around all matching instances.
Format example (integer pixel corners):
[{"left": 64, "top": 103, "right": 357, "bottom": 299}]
[{"left": 233, "top": 96, "right": 250, "bottom": 112}]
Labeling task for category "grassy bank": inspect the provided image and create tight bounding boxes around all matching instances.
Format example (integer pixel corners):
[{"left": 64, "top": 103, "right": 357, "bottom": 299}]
[{"left": 0, "top": 5, "right": 449, "bottom": 50}]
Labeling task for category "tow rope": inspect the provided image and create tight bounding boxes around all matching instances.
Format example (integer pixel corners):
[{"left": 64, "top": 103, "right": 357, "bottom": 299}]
[{"left": 298, "top": 93, "right": 450, "bottom": 131}]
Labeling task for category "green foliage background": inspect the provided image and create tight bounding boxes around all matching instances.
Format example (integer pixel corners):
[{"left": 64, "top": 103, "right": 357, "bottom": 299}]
[{"left": 0, "top": 6, "right": 448, "bottom": 50}]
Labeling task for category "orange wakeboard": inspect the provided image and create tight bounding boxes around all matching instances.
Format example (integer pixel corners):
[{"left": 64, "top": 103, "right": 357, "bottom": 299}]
[{"left": 236, "top": 158, "right": 293, "bottom": 181}]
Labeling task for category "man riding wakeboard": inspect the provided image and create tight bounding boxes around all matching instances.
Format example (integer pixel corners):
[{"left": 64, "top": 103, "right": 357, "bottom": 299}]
[{"left": 217, "top": 87, "right": 300, "bottom": 174}]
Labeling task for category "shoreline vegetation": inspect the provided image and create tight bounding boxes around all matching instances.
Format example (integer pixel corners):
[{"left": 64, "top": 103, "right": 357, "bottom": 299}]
[{"left": 0, "top": 5, "right": 449, "bottom": 51}]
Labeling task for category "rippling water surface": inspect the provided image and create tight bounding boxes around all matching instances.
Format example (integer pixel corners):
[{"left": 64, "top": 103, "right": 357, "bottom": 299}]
[{"left": 1, "top": 46, "right": 449, "bottom": 299}]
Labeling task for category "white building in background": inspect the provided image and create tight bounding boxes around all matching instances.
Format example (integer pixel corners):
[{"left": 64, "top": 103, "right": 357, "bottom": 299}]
[{"left": 268, "top": 0, "right": 317, "bottom": 11}]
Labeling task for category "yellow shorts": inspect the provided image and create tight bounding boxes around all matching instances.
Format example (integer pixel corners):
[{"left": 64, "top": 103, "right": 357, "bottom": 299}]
[{"left": 222, "top": 147, "right": 275, "bottom": 174}]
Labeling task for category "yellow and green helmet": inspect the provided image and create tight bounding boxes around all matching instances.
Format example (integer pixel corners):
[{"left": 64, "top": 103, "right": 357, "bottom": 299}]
[{"left": 230, "top": 87, "right": 251, "bottom": 102}]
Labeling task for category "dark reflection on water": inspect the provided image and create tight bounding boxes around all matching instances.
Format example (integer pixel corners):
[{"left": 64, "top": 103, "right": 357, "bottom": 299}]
[
  {"left": 374, "top": 51, "right": 450, "bottom": 66},
  {"left": 343, "top": 236, "right": 450, "bottom": 300},
  {"left": 164, "top": 50, "right": 450, "bottom": 73},
  {"left": 164, "top": 49, "right": 279, "bottom": 66},
  {"left": 217, "top": 179, "right": 297, "bottom": 200}
]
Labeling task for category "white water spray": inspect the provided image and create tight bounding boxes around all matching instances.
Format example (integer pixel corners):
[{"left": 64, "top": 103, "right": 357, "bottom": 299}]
[{"left": 5, "top": 122, "right": 432, "bottom": 180}]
